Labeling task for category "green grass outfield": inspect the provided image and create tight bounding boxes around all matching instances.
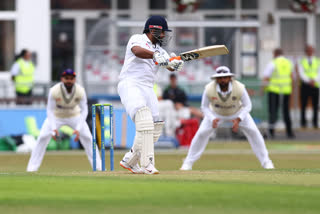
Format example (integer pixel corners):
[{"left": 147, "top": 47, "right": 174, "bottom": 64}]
[{"left": 1, "top": 141, "right": 320, "bottom": 214}]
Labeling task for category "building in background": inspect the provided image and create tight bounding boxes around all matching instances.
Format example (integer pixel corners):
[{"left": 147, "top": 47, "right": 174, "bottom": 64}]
[{"left": 0, "top": 0, "right": 320, "bottom": 98}]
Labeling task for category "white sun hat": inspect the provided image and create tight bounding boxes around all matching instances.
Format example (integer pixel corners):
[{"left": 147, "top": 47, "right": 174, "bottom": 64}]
[{"left": 210, "top": 66, "right": 234, "bottom": 79}]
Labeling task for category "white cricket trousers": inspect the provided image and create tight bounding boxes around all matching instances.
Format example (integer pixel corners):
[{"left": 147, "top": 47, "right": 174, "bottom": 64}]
[
  {"left": 184, "top": 114, "right": 272, "bottom": 167},
  {"left": 27, "top": 115, "right": 101, "bottom": 171},
  {"left": 117, "top": 80, "right": 159, "bottom": 121}
]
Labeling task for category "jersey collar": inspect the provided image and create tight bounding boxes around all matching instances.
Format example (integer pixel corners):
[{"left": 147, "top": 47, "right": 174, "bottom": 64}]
[
  {"left": 216, "top": 82, "right": 233, "bottom": 97},
  {"left": 143, "top": 33, "right": 159, "bottom": 48}
]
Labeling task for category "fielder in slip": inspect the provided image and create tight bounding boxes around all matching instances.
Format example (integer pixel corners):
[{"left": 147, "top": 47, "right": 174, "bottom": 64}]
[
  {"left": 27, "top": 69, "right": 101, "bottom": 172},
  {"left": 180, "top": 66, "right": 274, "bottom": 171},
  {"left": 118, "top": 15, "right": 185, "bottom": 174}
]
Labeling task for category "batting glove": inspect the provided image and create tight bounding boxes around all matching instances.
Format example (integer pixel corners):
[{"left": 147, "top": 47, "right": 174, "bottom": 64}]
[
  {"left": 167, "top": 52, "right": 184, "bottom": 72},
  {"left": 153, "top": 51, "right": 169, "bottom": 67}
]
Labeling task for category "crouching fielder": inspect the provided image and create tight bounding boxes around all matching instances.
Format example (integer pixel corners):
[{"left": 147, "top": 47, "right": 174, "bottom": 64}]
[
  {"left": 118, "top": 16, "right": 184, "bottom": 174},
  {"left": 180, "top": 66, "right": 274, "bottom": 171},
  {"left": 27, "top": 69, "right": 102, "bottom": 172}
]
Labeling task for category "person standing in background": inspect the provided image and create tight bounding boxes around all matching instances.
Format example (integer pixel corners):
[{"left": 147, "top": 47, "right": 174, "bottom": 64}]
[
  {"left": 154, "top": 83, "right": 181, "bottom": 137},
  {"left": 10, "top": 49, "right": 35, "bottom": 105},
  {"left": 263, "top": 48, "right": 295, "bottom": 139},
  {"left": 163, "top": 73, "right": 203, "bottom": 119},
  {"left": 163, "top": 73, "right": 188, "bottom": 107},
  {"left": 297, "top": 45, "right": 320, "bottom": 129}
]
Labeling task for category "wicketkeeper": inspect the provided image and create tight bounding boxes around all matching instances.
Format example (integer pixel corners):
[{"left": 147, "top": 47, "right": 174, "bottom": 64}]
[{"left": 27, "top": 69, "right": 102, "bottom": 172}]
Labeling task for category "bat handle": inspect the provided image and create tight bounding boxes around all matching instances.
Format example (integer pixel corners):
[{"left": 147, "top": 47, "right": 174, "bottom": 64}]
[
  {"left": 169, "top": 56, "right": 181, "bottom": 61},
  {"left": 155, "top": 56, "right": 181, "bottom": 65}
]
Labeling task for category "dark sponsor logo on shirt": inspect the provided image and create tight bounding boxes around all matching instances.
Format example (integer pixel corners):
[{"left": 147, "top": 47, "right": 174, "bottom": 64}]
[
  {"left": 214, "top": 104, "right": 236, "bottom": 109},
  {"left": 56, "top": 105, "right": 74, "bottom": 109}
]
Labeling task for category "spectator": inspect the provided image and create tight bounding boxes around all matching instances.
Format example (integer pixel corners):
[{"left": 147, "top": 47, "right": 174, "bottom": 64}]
[
  {"left": 297, "top": 45, "right": 320, "bottom": 129},
  {"left": 263, "top": 48, "right": 295, "bottom": 138},
  {"left": 163, "top": 73, "right": 203, "bottom": 119},
  {"left": 163, "top": 73, "right": 188, "bottom": 106},
  {"left": 10, "top": 49, "right": 35, "bottom": 105},
  {"left": 154, "top": 83, "right": 181, "bottom": 137}
]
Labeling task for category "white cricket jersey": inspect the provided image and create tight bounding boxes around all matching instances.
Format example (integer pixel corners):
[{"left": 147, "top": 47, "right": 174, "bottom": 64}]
[
  {"left": 201, "top": 80, "right": 252, "bottom": 122},
  {"left": 119, "top": 34, "right": 169, "bottom": 87},
  {"left": 47, "top": 82, "right": 88, "bottom": 131}
]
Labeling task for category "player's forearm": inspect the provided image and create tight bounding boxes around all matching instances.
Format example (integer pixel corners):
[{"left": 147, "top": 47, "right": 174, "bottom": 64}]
[
  {"left": 75, "top": 109, "right": 88, "bottom": 131},
  {"left": 131, "top": 46, "right": 154, "bottom": 59},
  {"left": 47, "top": 109, "right": 57, "bottom": 130},
  {"left": 47, "top": 91, "right": 57, "bottom": 130},
  {"left": 316, "top": 68, "right": 320, "bottom": 83},
  {"left": 298, "top": 64, "right": 310, "bottom": 82},
  {"left": 200, "top": 93, "right": 214, "bottom": 122},
  {"left": 238, "top": 90, "right": 252, "bottom": 120},
  {"left": 202, "top": 107, "right": 214, "bottom": 121},
  {"left": 76, "top": 96, "right": 88, "bottom": 131}
]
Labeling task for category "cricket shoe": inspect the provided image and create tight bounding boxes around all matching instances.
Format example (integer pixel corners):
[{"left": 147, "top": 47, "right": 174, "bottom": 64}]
[
  {"left": 141, "top": 163, "right": 159, "bottom": 175},
  {"left": 120, "top": 159, "right": 144, "bottom": 174},
  {"left": 120, "top": 151, "right": 144, "bottom": 174},
  {"left": 263, "top": 160, "right": 275, "bottom": 169},
  {"left": 180, "top": 162, "right": 192, "bottom": 171}
]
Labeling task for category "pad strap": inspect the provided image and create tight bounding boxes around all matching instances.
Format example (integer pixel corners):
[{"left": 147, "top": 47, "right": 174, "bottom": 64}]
[{"left": 153, "top": 121, "right": 164, "bottom": 143}]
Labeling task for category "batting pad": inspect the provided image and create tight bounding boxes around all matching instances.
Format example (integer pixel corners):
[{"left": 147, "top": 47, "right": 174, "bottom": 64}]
[
  {"left": 126, "top": 135, "right": 141, "bottom": 166},
  {"left": 135, "top": 107, "right": 154, "bottom": 168},
  {"left": 153, "top": 121, "right": 164, "bottom": 143},
  {"left": 126, "top": 107, "right": 154, "bottom": 167}
]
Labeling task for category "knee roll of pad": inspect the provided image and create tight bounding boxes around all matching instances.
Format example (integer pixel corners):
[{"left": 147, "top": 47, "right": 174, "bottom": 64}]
[
  {"left": 126, "top": 107, "right": 154, "bottom": 167},
  {"left": 135, "top": 106, "right": 154, "bottom": 132}
]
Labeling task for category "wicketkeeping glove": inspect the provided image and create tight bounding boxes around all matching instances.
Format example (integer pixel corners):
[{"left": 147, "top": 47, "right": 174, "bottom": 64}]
[
  {"left": 153, "top": 51, "right": 169, "bottom": 67},
  {"left": 167, "top": 53, "right": 184, "bottom": 72}
]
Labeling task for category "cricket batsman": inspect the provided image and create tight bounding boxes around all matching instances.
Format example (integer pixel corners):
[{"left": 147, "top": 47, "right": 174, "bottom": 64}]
[
  {"left": 27, "top": 69, "right": 102, "bottom": 172},
  {"left": 180, "top": 66, "right": 274, "bottom": 170},
  {"left": 118, "top": 15, "right": 184, "bottom": 174}
]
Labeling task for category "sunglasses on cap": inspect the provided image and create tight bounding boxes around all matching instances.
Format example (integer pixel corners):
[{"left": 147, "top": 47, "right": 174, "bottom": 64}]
[{"left": 216, "top": 69, "right": 229, "bottom": 74}]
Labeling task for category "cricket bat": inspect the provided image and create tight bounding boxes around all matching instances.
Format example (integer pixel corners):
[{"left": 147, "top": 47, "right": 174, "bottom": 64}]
[{"left": 156, "top": 45, "right": 229, "bottom": 64}]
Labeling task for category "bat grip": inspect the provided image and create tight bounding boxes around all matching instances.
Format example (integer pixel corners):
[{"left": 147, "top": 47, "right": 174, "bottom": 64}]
[
  {"left": 155, "top": 56, "right": 181, "bottom": 65},
  {"left": 169, "top": 56, "right": 181, "bottom": 61}
]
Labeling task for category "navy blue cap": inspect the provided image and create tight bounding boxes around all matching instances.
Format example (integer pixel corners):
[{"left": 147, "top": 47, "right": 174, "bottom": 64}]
[
  {"left": 144, "top": 16, "right": 171, "bottom": 32},
  {"left": 61, "top": 69, "right": 76, "bottom": 77}
]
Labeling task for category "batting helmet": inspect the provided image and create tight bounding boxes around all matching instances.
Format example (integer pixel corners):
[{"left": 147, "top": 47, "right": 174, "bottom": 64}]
[{"left": 143, "top": 16, "right": 172, "bottom": 33}]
